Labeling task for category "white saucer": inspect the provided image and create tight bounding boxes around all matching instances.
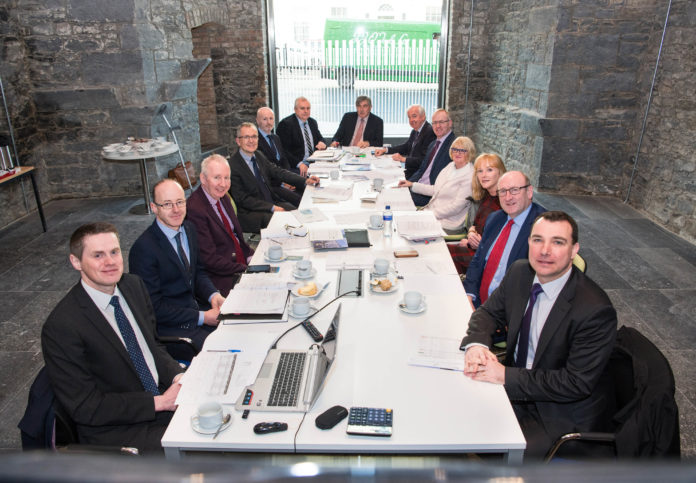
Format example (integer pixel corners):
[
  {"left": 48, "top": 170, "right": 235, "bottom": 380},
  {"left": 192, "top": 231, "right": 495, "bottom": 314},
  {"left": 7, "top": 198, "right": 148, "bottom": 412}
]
[
  {"left": 264, "top": 253, "right": 287, "bottom": 263},
  {"left": 369, "top": 278, "right": 399, "bottom": 294},
  {"left": 293, "top": 268, "right": 317, "bottom": 280},
  {"left": 399, "top": 300, "right": 426, "bottom": 315},
  {"left": 291, "top": 283, "right": 325, "bottom": 299},
  {"left": 191, "top": 414, "right": 233, "bottom": 435},
  {"left": 367, "top": 224, "right": 384, "bottom": 230},
  {"left": 288, "top": 306, "right": 317, "bottom": 319}
]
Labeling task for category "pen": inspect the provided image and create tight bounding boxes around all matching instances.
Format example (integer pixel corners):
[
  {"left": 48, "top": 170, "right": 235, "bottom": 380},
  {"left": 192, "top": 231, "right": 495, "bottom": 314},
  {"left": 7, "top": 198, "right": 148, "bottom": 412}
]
[{"left": 207, "top": 349, "right": 242, "bottom": 353}]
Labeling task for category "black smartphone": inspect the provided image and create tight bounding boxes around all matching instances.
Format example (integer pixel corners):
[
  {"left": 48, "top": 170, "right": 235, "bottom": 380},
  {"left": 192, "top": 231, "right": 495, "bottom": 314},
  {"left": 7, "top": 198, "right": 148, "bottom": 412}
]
[{"left": 246, "top": 264, "right": 271, "bottom": 273}]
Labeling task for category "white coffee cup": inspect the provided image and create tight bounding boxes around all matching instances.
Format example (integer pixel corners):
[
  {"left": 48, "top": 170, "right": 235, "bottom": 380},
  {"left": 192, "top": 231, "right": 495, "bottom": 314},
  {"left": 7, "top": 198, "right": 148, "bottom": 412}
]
[
  {"left": 196, "top": 401, "right": 223, "bottom": 430},
  {"left": 292, "top": 298, "right": 310, "bottom": 316},
  {"left": 374, "top": 258, "right": 390, "bottom": 275},
  {"left": 404, "top": 291, "right": 423, "bottom": 310},
  {"left": 369, "top": 214, "right": 383, "bottom": 228},
  {"left": 267, "top": 244, "right": 283, "bottom": 261},
  {"left": 296, "top": 259, "right": 312, "bottom": 275},
  {"left": 373, "top": 178, "right": 384, "bottom": 191},
  {"left": 330, "top": 169, "right": 340, "bottom": 180}
]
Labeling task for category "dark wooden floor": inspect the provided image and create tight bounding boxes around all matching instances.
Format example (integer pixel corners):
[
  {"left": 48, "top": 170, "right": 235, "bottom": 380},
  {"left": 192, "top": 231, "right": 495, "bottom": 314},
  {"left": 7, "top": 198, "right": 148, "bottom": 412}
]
[{"left": 0, "top": 192, "right": 694, "bottom": 458}]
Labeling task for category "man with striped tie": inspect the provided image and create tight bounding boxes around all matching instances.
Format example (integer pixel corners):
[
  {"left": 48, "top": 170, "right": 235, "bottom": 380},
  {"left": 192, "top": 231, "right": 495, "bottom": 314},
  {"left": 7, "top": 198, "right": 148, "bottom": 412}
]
[
  {"left": 276, "top": 96, "right": 327, "bottom": 176},
  {"left": 42, "top": 222, "right": 184, "bottom": 453}
]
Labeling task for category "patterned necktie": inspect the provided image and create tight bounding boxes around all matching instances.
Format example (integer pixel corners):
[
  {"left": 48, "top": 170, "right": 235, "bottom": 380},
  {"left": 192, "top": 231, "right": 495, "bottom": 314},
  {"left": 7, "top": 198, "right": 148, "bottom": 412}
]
[
  {"left": 351, "top": 118, "right": 365, "bottom": 146},
  {"left": 515, "top": 283, "right": 544, "bottom": 368},
  {"left": 251, "top": 156, "right": 274, "bottom": 202},
  {"left": 174, "top": 232, "right": 190, "bottom": 272},
  {"left": 407, "top": 129, "right": 418, "bottom": 155},
  {"left": 418, "top": 140, "right": 440, "bottom": 183},
  {"left": 266, "top": 134, "right": 279, "bottom": 161},
  {"left": 109, "top": 296, "right": 160, "bottom": 395},
  {"left": 479, "top": 219, "right": 515, "bottom": 304},
  {"left": 216, "top": 200, "right": 246, "bottom": 264},
  {"left": 302, "top": 122, "right": 314, "bottom": 156}
]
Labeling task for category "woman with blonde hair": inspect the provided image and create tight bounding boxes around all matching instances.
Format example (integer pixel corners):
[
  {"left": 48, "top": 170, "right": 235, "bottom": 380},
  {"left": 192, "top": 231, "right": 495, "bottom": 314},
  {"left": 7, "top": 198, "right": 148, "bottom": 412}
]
[
  {"left": 448, "top": 152, "right": 506, "bottom": 273},
  {"left": 398, "top": 136, "right": 476, "bottom": 233}
]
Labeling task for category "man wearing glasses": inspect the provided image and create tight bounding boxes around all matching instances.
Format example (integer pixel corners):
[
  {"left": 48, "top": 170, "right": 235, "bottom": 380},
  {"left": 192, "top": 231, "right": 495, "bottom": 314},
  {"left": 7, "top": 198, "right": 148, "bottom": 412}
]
[
  {"left": 130, "top": 179, "right": 225, "bottom": 354},
  {"left": 404, "top": 108, "right": 456, "bottom": 206},
  {"left": 229, "top": 122, "right": 320, "bottom": 232},
  {"left": 464, "top": 171, "right": 546, "bottom": 309}
]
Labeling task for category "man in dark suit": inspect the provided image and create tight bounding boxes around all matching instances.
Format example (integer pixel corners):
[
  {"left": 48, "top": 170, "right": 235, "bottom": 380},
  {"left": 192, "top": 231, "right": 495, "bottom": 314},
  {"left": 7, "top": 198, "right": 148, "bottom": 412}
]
[
  {"left": 402, "top": 108, "right": 455, "bottom": 206},
  {"left": 276, "top": 96, "right": 327, "bottom": 176},
  {"left": 375, "top": 104, "right": 436, "bottom": 179},
  {"left": 186, "top": 154, "right": 253, "bottom": 296},
  {"left": 461, "top": 211, "right": 617, "bottom": 459},
  {"left": 464, "top": 171, "right": 547, "bottom": 309},
  {"left": 330, "top": 95, "right": 383, "bottom": 148},
  {"left": 42, "top": 222, "right": 183, "bottom": 453},
  {"left": 229, "top": 122, "right": 320, "bottom": 233},
  {"left": 256, "top": 106, "right": 303, "bottom": 205},
  {"left": 129, "top": 179, "right": 224, "bottom": 351}
]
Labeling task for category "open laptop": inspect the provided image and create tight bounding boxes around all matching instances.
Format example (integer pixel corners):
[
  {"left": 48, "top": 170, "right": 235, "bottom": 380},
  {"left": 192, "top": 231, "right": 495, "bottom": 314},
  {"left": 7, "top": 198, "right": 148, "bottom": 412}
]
[{"left": 235, "top": 305, "right": 341, "bottom": 413}]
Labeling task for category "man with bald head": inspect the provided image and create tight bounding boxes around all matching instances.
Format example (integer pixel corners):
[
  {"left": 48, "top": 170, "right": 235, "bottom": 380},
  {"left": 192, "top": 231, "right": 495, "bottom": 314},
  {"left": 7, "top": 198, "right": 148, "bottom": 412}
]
[
  {"left": 276, "top": 97, "right": 327, "bottom": 176},
  {"left": 256, "top": 107, "right": 292, "bottom": 172},
  {"left": 130, "top": 179, "right": 224, "bottom": 351},
  {"left": 463, "top": 171, "right": 546, "bottom": 309},
  {"left": 375, "top": 104, "right": 435, "bottom": 179},
  {"left": 186, "top": 154, "right": 253, "bottom": 296}
]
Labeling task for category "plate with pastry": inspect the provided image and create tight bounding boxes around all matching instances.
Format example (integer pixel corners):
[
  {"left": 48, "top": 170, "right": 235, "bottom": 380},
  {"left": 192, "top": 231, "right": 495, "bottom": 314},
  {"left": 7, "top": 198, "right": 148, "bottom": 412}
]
[
  {"left": 369, "top": 276, "right": 399, "bottom": 294},
  {"left": 291, "top": 281, "right": 330, "bottom": 299}
]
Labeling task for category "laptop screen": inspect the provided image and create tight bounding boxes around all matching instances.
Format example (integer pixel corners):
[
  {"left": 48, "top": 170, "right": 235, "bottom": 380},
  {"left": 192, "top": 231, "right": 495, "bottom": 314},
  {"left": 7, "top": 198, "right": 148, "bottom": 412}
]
[{"left": 321, "top": 304, "right": 341, "bottom": 362}]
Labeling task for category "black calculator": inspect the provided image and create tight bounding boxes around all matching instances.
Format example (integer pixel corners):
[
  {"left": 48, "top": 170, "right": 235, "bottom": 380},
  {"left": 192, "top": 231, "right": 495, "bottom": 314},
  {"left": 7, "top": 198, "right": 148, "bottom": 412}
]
[{"left": 346, "top": 407, "right": 393, "bottom": 437}]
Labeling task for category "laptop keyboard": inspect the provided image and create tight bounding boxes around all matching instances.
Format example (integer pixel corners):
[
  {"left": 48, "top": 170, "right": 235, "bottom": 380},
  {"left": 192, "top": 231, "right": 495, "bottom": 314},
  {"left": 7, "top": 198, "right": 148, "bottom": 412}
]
[{"left": 268, "top": 352, "right": 306, "bottom": 406}]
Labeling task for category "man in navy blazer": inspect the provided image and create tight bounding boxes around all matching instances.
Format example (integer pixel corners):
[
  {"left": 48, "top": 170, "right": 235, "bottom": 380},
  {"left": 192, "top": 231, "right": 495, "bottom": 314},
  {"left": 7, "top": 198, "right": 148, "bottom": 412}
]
[
  {"left": 461, "top": 212, "right": 617, "bottom": 458},
  {"left": 186, "top": 154, "right": 253, "bottom": 297},
  {"left": 42, "top": 222, "right": 183, "bottom": 453},
  {"left": 129, "top": 179, "right": 224, "bottom": 350},
  {"left": 375, "top": 104, "right": 436, "bottom": 179},
  {"left": 404, "top": 108, "right": 455, "bottom": 206},
  {"left": 464, "top": 171, "right": 547, "bottom": 308},
  {"left": 276, "top": 96, "right": 327, "bottom": 176},
  {"left": 330, "top": 96, "right": 383, "bottom": 148}
]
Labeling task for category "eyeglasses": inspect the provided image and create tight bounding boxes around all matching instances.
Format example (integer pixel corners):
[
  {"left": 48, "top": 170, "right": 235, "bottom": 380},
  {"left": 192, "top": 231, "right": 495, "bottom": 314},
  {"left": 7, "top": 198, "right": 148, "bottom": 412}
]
[
  {"left": 237, "top": 135, "right": 258, "bottom": 141},
  {"left": 431, "top": 119, "right": 451, "bottom": 125},
  {"left": 451, "top": 148, "right": 468, "bottom": 155},
  {"left": 497, "top": 185, "right": 530, "bottom": 197},
  {"left": 154, "top": 200, "right": 186, "bottom": 210}
]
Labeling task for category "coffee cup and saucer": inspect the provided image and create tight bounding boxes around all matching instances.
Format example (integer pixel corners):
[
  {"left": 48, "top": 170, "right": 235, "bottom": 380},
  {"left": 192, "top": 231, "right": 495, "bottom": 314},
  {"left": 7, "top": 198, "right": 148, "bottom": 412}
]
[
  {"left": 264, "top": 245, "right": 286, "bottom": 262},
  {"left": 288, "top": 298, "right": 317, "bottom": 319},
  {"left": 367, "top": 214, "right": 384, "bottom": 230},
  {"left": 190, "top": 401, "right": 232, "bottom": 435},
  {"left": 293, "top": 260, "right": 316, "bottom": 279},
  {"left": 399, "top": 291, "right": 426, "bottom": 315}
]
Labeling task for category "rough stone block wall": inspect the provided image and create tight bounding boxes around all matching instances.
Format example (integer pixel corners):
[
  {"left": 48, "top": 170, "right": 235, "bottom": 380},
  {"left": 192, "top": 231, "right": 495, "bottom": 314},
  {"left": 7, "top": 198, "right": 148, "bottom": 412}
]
[{"left": 619, "top": 1, "right": 696, "bottom": 242}]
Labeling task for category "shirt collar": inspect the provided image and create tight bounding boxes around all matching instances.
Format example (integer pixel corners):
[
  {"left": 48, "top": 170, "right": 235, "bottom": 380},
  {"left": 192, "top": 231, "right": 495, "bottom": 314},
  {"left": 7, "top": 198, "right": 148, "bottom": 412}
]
[
  {"left": 258, "top": 127, "right": 271, "bottom": 137},
  {"left": 239, "top": 150, "right": 253, "bottom": 163},
  {"left": 201, "top": 186, "right": 220, "bottom": 207},
  {"left": 156, "top": 219, "right": 184, "bottom": 240},
  {"left": 81, "top": 279, "right": 122, "bottom": 310},
  {"left": 534, "top": 265, "right": 573, "bottom": 300},
  {"left": 436, "top": 130, "right": 452, "bottom": 142},
  {"left": 508, "top": 202, "right": 534, "bottom": 227}
]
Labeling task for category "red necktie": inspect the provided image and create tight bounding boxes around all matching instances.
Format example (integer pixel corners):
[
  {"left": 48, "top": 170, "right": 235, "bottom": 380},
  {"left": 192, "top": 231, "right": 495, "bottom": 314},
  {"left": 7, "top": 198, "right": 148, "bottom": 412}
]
[
  {"left": 351, "top": 118, "right": 365, "bottom": 146},
  {"left": 479, "top": 219, "right": 514, "bottom": 304},
  {"left": 216, "top": 200, "right": 246, "bottom": 264}
]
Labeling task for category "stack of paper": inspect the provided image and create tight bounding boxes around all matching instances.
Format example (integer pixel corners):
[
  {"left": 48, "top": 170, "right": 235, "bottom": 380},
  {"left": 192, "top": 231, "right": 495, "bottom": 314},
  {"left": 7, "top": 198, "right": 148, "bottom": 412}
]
[
  {"left": 309, "top": 227, "right": 348, "bottom": 250},
  {"left": 311, "top": 182, "right": 354, "bottom": 202},
  {"left": 308, "top": 149, "right": 344, "bottom": 162},
  {"left": 396, "top": 213, "right": 445, "bottom": 241},
  {"left": 220, "top": 275, "right": 290, "bottom": 323}
]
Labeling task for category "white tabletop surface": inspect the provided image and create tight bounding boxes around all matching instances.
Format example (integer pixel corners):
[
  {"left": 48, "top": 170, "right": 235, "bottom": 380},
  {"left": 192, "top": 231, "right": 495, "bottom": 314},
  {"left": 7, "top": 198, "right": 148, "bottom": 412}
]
[{"left": 161, "top": 149, "right": 526, "bottom": 460}]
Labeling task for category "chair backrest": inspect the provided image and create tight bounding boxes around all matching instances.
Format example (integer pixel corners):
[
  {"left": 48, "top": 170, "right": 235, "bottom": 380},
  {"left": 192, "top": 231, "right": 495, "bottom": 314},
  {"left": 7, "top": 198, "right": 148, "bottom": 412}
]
[
  {"left": 612, "top": 326, "right": 680, "bottom": 458},
  {"left": 572, "top": 253, "right": 586, "bottom": 273},
  {"left": 226, "top": 192, "right": 238, "bottom": 215}
]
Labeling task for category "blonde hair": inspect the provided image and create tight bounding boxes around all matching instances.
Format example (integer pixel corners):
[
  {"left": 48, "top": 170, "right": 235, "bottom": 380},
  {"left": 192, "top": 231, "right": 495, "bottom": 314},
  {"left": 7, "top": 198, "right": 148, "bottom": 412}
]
[
  {"left": 471, "top": 153, "right": 506, "bottom": 201},
  {"left": 449, "top": 136, "right": 476, "bottom": 162}
]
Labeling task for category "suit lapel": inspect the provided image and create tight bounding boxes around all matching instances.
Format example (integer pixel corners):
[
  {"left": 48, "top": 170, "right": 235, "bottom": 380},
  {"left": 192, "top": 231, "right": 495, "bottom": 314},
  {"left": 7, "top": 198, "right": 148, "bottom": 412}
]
[
  {"left": 506, "top": 266, "right": 536, "bottom": 350},
  {"left": 151, "top": 222, "right": 193, "bottom": 289},
  {"left": 533, "top": 269, "right": 577, "bottom": 366}
]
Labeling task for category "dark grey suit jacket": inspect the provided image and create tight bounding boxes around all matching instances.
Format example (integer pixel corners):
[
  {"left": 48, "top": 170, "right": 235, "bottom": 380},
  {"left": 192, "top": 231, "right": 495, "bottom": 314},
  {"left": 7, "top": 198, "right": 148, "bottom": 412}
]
[
  {"left": 276, "top": 114, "right": 325, "bottom": 167},
  {"left": 257, "top": 131, "right": 293, "bottom": 173},
  {"left": 461, "top": 260, "right": 617, "bottom": 442},
  {"left": 331, "top": 112, "right": 384, "bottom": 147},
  {"left": 388, "top": 121, "right": 436, "bottom": 179},
  {"left": 41, "top": 274, "right": 182, "bottom": 450}
]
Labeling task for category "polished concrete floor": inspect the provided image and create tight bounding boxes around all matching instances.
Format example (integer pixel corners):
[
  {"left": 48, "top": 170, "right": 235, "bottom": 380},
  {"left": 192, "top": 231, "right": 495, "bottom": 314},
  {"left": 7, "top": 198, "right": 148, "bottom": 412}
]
[{"left": 0, "top": 192, "right": 694, "bottom": 458}]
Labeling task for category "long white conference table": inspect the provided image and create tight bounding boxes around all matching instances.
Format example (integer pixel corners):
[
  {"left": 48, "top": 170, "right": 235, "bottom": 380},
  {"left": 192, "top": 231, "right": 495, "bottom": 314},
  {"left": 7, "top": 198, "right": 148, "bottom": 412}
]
[{"left": 161, "top": 150, "right": 526, "bottom": 462}]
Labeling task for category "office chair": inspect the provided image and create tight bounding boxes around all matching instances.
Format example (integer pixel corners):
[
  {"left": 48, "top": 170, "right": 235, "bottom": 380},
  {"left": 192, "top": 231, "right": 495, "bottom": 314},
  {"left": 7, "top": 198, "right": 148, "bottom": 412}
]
[
  {"left": 544, "top": 326, "right": 680, "bottom": 462},
  {"left": 158, "top": 335, "right": 200, "bottom": 365},
  {"left": 19, "top": 367, "right": 139, "bottom": 455},
  {"left": 572, "top": 253, "right": 587, "bottom": 273}
]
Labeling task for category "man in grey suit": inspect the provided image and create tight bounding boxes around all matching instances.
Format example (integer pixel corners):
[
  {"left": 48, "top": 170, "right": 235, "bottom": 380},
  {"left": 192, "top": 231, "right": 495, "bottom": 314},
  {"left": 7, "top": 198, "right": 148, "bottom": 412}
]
[
  {"left": 42, "top": 222, "right": 183, "bottom": 453},
  {"left": 461, "top": 211, "right": 617, "bottom": 459}
]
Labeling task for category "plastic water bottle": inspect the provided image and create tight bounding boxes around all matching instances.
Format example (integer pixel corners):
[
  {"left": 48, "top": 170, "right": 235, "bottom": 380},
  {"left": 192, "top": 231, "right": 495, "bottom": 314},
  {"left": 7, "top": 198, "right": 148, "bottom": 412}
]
[{"left": 383, "top": 205, "right": 393, "bottom": 238}]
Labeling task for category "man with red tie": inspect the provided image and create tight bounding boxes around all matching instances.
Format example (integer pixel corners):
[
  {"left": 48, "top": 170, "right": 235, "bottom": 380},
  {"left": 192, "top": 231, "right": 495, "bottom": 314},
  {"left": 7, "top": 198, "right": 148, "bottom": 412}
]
[
  {"left": 186, "top": 154, "right": 254, "bottom": 296},
  {"left": 463, "top": 171, "right": 546, "bottom": 309}
]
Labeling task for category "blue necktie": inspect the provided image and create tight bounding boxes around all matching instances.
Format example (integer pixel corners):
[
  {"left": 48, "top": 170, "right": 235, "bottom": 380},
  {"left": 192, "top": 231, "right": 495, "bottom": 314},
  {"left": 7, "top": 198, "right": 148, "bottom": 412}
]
[
  {"left": 251, "top": 156, "right": 274, "bottom": 202},
  {"left": 515, "top": 283, "right": 544, "bottom": 368},
  {"left": 109, "top": 296, "right": 160, "bottom": 395},
  {"left": 175, "top": 232, "right": 190, "bottom": 273},
  {"left": 266, "top": 135, "right": 279, "bottom": 161}
]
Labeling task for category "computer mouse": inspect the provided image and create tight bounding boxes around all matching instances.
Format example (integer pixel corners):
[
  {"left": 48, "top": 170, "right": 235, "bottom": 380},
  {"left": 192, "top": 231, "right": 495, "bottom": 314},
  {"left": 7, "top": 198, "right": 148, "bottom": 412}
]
[{"left": 253, "top": 422, "right": 288, "bottom": 434}]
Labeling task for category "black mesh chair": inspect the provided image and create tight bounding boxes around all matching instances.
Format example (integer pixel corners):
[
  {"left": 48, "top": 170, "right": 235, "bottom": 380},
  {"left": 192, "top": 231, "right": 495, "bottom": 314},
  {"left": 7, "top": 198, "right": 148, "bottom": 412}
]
[{"left": 544, "top": 326, "right": 680, "bottom": 461}]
